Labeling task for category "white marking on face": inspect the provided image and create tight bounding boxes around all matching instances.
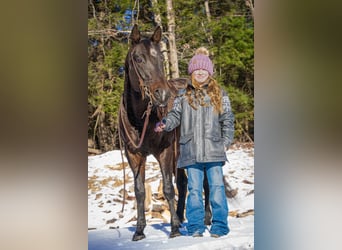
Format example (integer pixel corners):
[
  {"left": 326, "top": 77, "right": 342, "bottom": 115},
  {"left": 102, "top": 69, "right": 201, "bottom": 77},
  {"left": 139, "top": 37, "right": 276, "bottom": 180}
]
[
  {"left": 193, "top": 69, "right": 209, "bottom": 83},
  {"left": 150, "top": 48, "right": 157, "bottom": 57}
]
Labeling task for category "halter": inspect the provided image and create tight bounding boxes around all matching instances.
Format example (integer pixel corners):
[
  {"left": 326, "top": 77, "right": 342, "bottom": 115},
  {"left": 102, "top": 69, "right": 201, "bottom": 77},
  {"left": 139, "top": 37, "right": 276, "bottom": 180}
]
[{"left": 129, "top": 47, "right": 158, "bottom": 103}]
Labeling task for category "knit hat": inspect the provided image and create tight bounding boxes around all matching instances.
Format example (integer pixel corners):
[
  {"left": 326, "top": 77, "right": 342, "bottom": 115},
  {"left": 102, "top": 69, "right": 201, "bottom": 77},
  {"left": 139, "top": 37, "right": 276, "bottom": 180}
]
[{"left": 188, "top": 47, "right": 214, "bottom": 76}]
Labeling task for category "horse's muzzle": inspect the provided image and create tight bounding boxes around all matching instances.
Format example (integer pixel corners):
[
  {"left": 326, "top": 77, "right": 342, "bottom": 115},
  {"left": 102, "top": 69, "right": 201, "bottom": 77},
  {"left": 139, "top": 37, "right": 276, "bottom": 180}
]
[{"left": 154, "top": 88, "right": 171, "bottom": 107}]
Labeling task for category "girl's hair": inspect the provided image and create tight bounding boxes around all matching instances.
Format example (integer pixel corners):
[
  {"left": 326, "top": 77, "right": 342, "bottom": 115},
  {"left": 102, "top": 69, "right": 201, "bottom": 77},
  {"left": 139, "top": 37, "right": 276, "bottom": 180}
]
[{"left": 186, "top": 75, "right": 223, "bottom": 114}]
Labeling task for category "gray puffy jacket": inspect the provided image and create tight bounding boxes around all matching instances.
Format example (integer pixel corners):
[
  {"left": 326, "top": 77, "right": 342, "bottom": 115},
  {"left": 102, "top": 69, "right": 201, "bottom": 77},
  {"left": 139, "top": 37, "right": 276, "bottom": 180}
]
[{"left": 163, "top": 85, "right": 234, "bottom": 168}]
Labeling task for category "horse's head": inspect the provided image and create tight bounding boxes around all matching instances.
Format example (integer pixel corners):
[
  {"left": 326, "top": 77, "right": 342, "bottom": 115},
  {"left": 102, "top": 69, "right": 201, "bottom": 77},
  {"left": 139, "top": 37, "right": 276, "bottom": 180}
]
[{"left": 126, "top": 24, "right": 170, "bottom": 107}]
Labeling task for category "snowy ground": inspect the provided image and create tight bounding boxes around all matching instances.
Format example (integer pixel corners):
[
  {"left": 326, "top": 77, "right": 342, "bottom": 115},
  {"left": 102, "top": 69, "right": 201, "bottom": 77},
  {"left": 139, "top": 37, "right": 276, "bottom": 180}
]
[{"left": 88, "top": 144, "right": 254, "bottom": 249}]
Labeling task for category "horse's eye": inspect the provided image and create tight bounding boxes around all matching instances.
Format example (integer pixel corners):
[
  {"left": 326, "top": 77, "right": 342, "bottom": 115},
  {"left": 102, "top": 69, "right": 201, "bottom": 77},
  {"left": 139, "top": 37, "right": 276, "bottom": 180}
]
[{"left": 135, "top": 56, "right": 143, "bottom": 63}]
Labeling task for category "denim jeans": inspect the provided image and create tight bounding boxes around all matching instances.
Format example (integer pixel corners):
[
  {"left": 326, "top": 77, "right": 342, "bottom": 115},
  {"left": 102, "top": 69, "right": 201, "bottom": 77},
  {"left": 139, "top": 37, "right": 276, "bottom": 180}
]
[{"left": 185, "top": 162, "right": 229, "bottom": 236}]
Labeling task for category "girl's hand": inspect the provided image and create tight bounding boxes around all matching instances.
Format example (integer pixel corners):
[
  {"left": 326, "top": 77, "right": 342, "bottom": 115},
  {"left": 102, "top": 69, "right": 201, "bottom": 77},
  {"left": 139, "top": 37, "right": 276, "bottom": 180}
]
[{"left": 154, "top": 121, "right": 166, "bottom": 132}]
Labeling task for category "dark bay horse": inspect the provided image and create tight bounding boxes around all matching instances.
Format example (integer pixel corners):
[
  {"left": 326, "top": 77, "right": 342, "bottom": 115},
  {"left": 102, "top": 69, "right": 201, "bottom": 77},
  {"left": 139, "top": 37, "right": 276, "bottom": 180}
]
[{"left": 118, "top": 24, "right": 184, "bottom": 241}]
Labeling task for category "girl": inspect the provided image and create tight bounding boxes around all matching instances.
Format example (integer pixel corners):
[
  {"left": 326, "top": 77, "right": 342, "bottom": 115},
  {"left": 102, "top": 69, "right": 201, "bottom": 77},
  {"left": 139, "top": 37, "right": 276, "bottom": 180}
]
[{"left": 155, "top": 47, "right": 234, "bottom": 237}]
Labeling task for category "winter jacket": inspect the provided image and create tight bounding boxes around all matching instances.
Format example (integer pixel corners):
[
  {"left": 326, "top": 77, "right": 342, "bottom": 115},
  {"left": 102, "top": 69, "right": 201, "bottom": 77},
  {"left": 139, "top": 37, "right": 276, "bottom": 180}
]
[{"left": 163, "top": 84, "right": 234, "bottom": 168}]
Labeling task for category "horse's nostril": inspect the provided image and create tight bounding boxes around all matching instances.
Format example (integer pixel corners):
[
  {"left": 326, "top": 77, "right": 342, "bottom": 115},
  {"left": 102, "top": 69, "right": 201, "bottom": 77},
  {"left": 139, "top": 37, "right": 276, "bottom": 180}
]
[
  {"left": 154, "top": 88, "right": 164, "bottom": 96},
  {"left": 154, "top": 88, "right": 170, "bottom": 103}
]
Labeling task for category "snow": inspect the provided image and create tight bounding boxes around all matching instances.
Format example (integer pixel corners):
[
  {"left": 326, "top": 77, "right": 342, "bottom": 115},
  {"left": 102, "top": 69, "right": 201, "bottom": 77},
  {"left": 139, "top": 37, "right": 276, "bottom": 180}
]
[{"left": 88, "top": 144, "right": 254, "bottom": 249}]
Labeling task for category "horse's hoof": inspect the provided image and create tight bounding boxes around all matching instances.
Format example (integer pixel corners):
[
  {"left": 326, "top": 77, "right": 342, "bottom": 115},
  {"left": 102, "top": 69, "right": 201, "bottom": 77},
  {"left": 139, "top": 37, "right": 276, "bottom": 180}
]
[
  {"left": 132, "top": 232, "right": 146, "bottom": 241},
  {"left": 169, "top": 230, "right": 181, "bottom": 238}
]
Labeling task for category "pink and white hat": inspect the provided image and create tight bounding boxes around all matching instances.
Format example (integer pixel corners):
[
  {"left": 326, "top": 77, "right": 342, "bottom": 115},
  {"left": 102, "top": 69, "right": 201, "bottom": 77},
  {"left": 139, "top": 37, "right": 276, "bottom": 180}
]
[{"left": 188, "top": 53, "right": 214, "bottom": 76}]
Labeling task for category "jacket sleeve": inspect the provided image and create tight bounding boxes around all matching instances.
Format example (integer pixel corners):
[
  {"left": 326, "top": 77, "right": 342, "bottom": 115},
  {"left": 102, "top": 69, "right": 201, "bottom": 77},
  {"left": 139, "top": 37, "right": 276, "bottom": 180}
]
[
  {"left": 163, "top": 95, "right": 183, "bottom": 132},
  {"left": 219, "top": 91, "right": 235, "bottom": 148}
]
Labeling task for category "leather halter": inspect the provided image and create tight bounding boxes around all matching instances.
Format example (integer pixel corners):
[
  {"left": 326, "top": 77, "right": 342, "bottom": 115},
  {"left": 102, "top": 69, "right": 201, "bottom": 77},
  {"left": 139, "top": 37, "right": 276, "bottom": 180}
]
[{"left": 129, "top": 47, "right": 158, "bottom": 103}]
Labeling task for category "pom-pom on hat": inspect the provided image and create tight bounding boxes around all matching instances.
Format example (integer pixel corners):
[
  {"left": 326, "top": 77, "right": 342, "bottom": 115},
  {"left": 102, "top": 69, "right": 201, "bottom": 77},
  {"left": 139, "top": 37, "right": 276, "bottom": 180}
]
[{"left": 188, "top": 47, "right": 214, "bottom": 76}]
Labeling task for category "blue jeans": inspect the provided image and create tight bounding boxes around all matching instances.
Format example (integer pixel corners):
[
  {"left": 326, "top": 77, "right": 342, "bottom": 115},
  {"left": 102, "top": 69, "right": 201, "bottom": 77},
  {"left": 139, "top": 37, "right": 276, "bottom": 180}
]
[{"left": 185, "top": 162, "right": 229, "bottom": 236}]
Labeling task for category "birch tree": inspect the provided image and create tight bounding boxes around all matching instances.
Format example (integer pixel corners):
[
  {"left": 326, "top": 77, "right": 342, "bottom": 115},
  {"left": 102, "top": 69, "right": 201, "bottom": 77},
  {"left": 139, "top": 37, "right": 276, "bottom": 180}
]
[
  {"left": 151, "top": 0, "right": 170, "bottom": 78},
  {"left": 166, "top": 0, "right": 179, "bottom": 78},
  {"left": 204, "top": 0, "right": 214, "bottom": 45},
  {"left": 245, "top": 0, "right": 254, "bottom": 20}
]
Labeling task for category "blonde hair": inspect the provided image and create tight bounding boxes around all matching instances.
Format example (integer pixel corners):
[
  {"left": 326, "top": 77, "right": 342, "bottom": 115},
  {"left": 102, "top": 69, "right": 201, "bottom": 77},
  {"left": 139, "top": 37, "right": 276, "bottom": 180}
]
[{"left": 186, "top": 76, "right": 223, "bottom": 114}]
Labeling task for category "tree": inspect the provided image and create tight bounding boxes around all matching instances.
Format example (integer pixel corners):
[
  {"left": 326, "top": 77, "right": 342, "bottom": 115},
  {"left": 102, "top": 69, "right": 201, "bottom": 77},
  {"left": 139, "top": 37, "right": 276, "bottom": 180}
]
[
  {"left": 151, "top": 0, "right": 170, "bottom": 78},
  {"left": 245, "top": 0, "right": 254, "bottom": 20},
  {"left": 166, "top": 0, "right": 179, "bottom": 78}
]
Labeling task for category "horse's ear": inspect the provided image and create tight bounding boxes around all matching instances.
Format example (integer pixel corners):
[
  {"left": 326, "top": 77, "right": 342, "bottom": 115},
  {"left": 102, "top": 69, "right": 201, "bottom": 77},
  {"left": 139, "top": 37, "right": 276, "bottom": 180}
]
[
  {"left": 130, "top": 24, "right": 141, "bottom": 44},
  {"left": 151, "top": 26, "right": 162, "bottom": 43}
]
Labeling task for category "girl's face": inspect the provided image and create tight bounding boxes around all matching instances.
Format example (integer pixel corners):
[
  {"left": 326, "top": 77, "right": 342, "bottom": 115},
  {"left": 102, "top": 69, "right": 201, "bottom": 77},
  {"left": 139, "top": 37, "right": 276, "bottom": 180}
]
[{"left": 193, "top": 69, "right": 209, "bottom": 83}]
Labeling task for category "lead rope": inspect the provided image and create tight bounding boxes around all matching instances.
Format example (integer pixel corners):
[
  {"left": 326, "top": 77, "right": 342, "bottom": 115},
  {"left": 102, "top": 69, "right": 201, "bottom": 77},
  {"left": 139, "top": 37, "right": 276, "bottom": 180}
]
[
  {"left": 118, "top": 97, "right": 152, "bottom": 212},
  {"left": 119, "top": 98, "right": 152, "bottom": 149},
  {"left": 118, "top": 122, "right": 126, "bottom": 213}
]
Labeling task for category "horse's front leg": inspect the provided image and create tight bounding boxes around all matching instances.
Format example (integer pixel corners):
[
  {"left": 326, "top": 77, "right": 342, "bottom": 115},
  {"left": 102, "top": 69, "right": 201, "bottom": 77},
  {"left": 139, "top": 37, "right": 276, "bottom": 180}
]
[
  {"left": 157, "top": 149, "right": 181, "bottom": 238},
  {"left": 127, "top": 151, "right": 147, "bottom": 241}
]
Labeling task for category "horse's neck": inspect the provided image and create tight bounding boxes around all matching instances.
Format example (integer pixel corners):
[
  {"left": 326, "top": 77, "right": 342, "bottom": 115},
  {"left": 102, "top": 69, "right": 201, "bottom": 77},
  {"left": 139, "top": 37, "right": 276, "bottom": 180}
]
[{"left": 123, "top": 90, "right": 150, "bottom": 127}]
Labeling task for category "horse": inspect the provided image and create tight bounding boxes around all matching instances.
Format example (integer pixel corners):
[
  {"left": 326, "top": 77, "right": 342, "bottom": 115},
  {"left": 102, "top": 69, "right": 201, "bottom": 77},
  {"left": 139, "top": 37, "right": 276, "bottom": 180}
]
[{"left": 118, "top": 24, "right": 184, "bottom": 241}]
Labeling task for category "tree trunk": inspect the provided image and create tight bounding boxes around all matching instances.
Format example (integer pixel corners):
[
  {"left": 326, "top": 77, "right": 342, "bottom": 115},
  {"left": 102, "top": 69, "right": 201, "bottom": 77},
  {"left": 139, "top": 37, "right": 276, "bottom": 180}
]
[
  {"left": 97, "top": 111, "right": 115, "bottom": 152},
  {"left": 166, "top": 0, "right": 179, "bottom": 78},
  {"left": 151, "top": 0, "right": 170, "bottom": 79},
  {"left": 245, "top": 0, "right": 254, "bottom": 20},
  {"left": 204, "top": 0, "right": 211, "bottom": 22},
  {"left": 204, "top": 0, "right": 214, "bottom": 45}
]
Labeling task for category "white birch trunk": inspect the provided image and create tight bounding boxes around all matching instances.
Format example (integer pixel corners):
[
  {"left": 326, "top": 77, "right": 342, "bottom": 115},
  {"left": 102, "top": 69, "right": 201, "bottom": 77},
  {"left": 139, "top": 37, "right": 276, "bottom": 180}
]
[
  {"left": 151, "top": 0, "right": 170, "bottom": 78},
  {"left": 204, "top": 0, "right": 214, "bottom": 45},
  {"left": 246, "top": 0, "right": 254, "bottom": 20},
  {"left": 166, "top": 0, "right": 179, "bottom": 78}
]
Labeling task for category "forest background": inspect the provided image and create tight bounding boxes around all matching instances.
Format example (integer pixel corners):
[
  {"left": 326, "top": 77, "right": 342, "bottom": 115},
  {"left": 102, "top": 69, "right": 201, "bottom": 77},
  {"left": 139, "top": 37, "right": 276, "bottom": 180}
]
[{"left": 88, "top": 0, "right": 254, "bottom": 153}]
